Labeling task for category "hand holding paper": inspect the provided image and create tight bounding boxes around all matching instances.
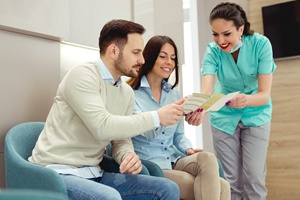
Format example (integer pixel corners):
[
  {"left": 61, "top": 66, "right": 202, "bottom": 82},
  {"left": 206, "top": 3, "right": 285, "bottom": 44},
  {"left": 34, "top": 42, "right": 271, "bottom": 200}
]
[{"left": 182, "top": 91, "right": 240, "bottom": 114}]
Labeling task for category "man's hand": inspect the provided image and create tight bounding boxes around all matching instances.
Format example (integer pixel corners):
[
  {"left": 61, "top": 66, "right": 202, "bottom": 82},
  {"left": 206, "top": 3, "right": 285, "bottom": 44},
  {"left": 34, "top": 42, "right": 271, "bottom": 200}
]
[
  {"left": 157, "top": 99, "right": 184, "bottom": 126},
  {"left": 186, "top": 148, "right": 203, "bottom": 156},
  {"left": 119, "top": 152, "right": 142, "bottom": 174},
  {"left": 174, "top": 97, "right": 188, "bottom": 105}
]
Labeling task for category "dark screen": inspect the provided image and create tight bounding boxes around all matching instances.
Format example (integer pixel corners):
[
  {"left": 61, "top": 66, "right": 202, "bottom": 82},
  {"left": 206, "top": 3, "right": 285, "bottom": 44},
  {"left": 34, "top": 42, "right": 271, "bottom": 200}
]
[{"left": 262, "top": 1, "right": 300, "bottom": 59}]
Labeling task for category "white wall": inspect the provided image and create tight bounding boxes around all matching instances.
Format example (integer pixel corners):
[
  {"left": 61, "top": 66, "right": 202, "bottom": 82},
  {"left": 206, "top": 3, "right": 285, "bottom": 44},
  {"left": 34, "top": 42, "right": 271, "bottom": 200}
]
[
  {"left": 0, "top": 0, "right": 69, "bottom": 40},
  {"left": 134, "top": 0, "right": 184, "bottom": 64},
  {"left": 68, "top": 0, "right": 132, "bottom": 47}
]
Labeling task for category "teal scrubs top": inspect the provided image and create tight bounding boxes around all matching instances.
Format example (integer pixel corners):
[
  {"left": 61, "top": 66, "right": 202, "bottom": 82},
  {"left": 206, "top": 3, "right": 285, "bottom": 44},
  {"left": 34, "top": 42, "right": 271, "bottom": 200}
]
[{"left": 201, "top": 33, "right": 276, "bottom": 135}]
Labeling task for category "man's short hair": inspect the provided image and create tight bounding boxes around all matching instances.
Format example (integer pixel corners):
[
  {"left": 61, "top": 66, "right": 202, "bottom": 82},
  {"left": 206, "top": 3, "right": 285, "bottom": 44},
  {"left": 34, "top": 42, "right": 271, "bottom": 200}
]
[{"left": 99, "top": 19, "right": 145, "bottom": 55}]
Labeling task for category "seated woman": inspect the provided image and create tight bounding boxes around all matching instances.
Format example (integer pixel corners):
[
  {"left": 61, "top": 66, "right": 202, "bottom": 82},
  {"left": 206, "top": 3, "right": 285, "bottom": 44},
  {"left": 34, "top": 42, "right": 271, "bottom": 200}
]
[{"left": 127, "top": 35, "right": 230, "bottom": 200}]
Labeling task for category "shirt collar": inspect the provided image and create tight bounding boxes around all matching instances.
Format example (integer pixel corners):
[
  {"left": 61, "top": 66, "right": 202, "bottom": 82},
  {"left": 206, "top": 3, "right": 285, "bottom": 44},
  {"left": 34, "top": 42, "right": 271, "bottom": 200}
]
[
  {"left": 96, "top": 58, "right": 122, "bottom": 86},
  {"left": 140, "top": 76, "right": 171, "bottom": 93}
]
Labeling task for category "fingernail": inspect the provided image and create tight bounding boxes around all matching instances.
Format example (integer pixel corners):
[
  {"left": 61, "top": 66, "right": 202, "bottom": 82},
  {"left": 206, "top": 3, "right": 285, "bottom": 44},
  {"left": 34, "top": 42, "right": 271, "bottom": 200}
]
[
  {"left": 189, "top": 111, "right": 193, "bottom": 115},
  {"left": 197, "top": 108, "right": 203, "bottom": 113},
  {"left": 225, "top": 101, "right": 231, "bottom": 106}
]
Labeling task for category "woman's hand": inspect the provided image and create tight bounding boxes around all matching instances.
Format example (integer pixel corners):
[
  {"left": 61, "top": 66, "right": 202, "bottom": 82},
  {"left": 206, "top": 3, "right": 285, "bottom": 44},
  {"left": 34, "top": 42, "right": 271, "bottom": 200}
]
[
  {"left": 185, "top": 108, "right": 204, "bottom": 126},
  {"left": 186, "top": 148, "right": 203, "bottom": 155},
  {"left": 226, "top": 93, "right": 247, "bottom": 108}
]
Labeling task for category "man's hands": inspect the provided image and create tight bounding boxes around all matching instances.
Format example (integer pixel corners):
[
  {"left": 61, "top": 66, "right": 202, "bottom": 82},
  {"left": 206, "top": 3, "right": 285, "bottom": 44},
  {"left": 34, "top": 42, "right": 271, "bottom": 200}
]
[
  {"left": 119, "top": 152, "right": 142, "bottom": 174},
  {"left": 157, "top": 98, "right": 185, "bottom": 126}
]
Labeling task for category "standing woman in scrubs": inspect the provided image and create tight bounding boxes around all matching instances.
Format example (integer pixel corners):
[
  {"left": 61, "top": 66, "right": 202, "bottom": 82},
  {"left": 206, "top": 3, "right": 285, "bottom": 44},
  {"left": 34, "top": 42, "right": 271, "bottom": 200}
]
[{"left": 201, "top": 2, "right": 276, "bottom": 200}]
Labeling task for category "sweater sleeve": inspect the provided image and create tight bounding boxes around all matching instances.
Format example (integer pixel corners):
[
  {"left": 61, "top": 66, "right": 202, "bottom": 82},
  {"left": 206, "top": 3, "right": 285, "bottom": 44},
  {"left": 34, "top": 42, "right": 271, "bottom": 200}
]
[
  {"left": 111, "top": 89, "right": 136, "bottom": 164},
  {"left": 111, "top": 139, "right": 134, "bottom": 164},
  {"left": 61, "top": 64, "right": 155, "bottom": 141}
]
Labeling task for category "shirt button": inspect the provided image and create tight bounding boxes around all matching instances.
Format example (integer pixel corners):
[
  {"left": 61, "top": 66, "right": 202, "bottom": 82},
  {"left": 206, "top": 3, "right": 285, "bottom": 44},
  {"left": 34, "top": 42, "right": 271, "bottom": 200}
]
[
  {"left": 167, "top": 157, "right": 169, "bottom": 159},
  {"left": 164, "top": 148, "right": 167, "bottom": 150},
  {"left": 162, "top": 132, "right": 165, "bottom": 134},
  {"left": 161, "top": 143, "right": 163, "bottom": 145}
]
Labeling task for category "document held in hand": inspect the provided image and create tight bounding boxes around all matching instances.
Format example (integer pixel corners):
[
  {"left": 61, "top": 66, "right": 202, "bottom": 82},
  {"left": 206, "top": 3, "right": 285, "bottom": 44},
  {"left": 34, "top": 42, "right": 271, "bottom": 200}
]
[{"left": 182, "top": 91, "right": 240, "bottom": 114}]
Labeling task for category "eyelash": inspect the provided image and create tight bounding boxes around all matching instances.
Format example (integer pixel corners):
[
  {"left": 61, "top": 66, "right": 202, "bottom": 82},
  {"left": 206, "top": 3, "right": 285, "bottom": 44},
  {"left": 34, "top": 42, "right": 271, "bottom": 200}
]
[
  {"left": 212, "top": 33, "right": 231, "bottom": 37},
  {"left": 159, "top": 55, "right": 176, "bottom": 60}
]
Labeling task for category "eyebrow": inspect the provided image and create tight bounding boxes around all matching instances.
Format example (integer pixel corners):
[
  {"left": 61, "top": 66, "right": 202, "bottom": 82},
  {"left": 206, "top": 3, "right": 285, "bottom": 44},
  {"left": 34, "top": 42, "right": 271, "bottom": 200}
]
[
  {"left": 160, "top": 51, "right": 176, "bottom": 56},
  {"left": 212, "top": 30, "right": 231, "bottom": 34},
  {"left": 222, "top": 30, "right": 231, "bottom": 34}
]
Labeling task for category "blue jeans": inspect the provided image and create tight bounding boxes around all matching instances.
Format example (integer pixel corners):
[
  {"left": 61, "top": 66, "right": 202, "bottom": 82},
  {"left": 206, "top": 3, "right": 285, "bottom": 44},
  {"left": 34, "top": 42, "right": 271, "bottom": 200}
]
[{"left": 61, "top": 172, "right": 179, "bottom": 200}]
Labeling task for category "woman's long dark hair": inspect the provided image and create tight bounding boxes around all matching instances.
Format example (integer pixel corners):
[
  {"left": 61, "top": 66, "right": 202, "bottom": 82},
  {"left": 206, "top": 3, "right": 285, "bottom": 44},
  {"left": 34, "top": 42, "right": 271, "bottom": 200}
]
[
  {"left": 127, "top": 35, "right": 179, "bottom": 90},
  {"left": 210, "top": 2, "right": 254, "bottom": 35}
]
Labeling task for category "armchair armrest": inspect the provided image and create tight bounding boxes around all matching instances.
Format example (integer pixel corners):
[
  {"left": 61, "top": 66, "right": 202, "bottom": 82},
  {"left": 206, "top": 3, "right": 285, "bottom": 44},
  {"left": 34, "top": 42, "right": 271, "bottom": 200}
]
[
  {"left": 141, "top": 159, "right": 164, "bottom": 177},
  {"left": 100, "top": 154, "right": 151, "bottom": 175},
  {"left": 5, "top": 155, "right": 67, "bottom": 195}
]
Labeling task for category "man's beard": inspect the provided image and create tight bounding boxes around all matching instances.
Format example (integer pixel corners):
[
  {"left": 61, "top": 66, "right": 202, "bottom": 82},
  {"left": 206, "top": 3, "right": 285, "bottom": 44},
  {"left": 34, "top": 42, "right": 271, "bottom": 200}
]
[{"left": 115, "top": 52, "right": 138, "bottom": 78}]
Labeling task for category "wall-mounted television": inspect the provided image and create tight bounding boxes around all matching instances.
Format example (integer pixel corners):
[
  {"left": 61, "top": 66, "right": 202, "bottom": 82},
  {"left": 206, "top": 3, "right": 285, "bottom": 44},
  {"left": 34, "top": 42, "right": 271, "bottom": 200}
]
[{"left": 262, "top": 1, "right": 300, "bottom": 60}]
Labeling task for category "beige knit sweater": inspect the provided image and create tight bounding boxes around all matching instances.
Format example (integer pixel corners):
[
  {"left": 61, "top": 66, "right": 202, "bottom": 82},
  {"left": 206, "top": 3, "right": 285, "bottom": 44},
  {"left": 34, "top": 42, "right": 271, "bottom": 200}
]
[{"left": 29, "top": 62, "right": 155, "bottom": 167}]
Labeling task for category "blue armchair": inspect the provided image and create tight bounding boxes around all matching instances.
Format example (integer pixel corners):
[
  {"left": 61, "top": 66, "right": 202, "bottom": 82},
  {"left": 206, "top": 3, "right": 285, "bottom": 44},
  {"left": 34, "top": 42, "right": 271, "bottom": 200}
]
[
  {"left": 4, "top": 122, "right": 68, "bottom": 196},
  {"left": 0, "top": 189, "right": 68, "bottom": 200},
  {"left": 4, "top": 121, "right": 161, "bottom": 197}
]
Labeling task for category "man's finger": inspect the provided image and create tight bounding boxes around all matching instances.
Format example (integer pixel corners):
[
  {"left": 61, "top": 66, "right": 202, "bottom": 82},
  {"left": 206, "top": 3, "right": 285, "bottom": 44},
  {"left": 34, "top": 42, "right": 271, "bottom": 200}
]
[
  {"left": 119, "top": 153, "right": 134, "bottom": 173},
  {"left": 126, "top": 161, "right": 142, "bottom": 174},
  {"left": 174, "top": 98, "right": 185, "bottom": 105}
]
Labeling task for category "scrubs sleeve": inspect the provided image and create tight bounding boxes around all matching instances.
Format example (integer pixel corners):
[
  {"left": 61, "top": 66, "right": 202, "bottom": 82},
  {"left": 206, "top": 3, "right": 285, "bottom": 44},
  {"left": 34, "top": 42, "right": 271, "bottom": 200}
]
[
  {"left": 258, "top": 36, "right": 277, "bottom": 74},
  {"left": 201, "top": 44, "right": 218, "bottom": 75}
]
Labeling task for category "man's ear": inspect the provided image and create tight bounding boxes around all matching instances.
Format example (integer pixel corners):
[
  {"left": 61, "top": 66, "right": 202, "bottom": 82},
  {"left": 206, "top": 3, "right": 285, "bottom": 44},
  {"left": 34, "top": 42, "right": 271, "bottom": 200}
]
[{"left": 108, "top": 44, "right": 118, "bottom": 58}]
